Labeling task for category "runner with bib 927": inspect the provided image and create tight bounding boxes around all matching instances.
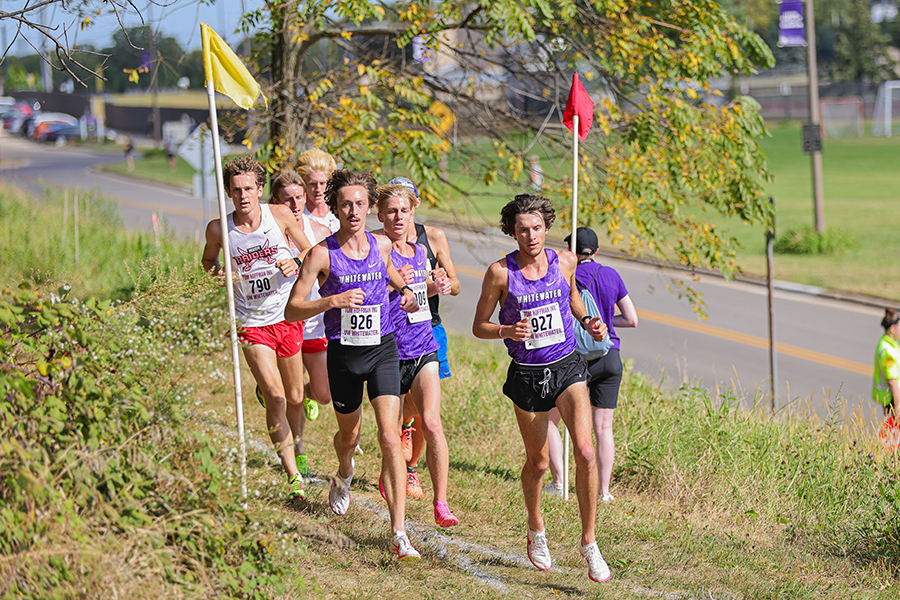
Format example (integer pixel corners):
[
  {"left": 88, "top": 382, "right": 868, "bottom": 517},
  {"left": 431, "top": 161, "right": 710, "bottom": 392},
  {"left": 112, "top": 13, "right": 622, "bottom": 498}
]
[{"left": 471, "top": 194, "right": 613, "bottom": 583}]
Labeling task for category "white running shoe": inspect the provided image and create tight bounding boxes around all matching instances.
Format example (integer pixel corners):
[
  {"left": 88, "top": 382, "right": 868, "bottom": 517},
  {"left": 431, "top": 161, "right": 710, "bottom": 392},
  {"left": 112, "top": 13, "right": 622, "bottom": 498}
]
[
  {"left": 391, "top": 531, "right": 421, "bottom": 560},
  {"left": 580, "top": 542, "right": 611, "bottom": 582},
  {"left": 600, "top": 493, "right": 615, "bottom": 503},
  {"left": 329, "top": 460, "right": 354, "bottom": 516},
  {"left": 527, "top": 528, "right": 552, "bottom": 570},
  {"left": 542, "top": 482, "right": 564, "bottom": 497}
]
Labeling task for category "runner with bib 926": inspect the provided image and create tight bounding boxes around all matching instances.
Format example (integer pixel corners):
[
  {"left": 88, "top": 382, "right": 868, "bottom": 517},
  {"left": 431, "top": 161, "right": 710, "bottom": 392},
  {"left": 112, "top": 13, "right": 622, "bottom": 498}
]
[{"left": 284, "top": 170, "right": 421, "bottom": 561}]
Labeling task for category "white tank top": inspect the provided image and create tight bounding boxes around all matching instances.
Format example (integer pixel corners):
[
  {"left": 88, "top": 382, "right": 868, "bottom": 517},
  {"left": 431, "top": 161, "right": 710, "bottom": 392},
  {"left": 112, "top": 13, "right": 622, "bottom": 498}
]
[
  {"left": 228, "top": 204, "right": 293, "bottom": 327},
  {"left": 304, "top": 205, "right": 340, "bottom": 234},
  {"left": 300, "top": 213, "right": 326, "bottom": 339}
]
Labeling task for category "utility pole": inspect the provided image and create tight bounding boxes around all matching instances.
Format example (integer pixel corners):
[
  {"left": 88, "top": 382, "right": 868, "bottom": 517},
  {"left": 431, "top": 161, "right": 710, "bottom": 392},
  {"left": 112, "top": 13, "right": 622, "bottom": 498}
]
[
  {"left": 40, "top": 5, "right": 52, "bottom": 92},
  {"left": 805, "top": 0, "right": 825, "bottom": 233},
  {"left": 148, "top": 17, "right": 161, "bottom": 147}
]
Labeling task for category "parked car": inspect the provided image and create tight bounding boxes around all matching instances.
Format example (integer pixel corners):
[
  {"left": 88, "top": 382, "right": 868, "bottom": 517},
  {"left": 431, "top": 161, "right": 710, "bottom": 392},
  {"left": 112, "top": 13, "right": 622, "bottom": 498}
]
[
  {"left": 27, "top": 113, "right": 77, "bottom": 139},
  {"left": 40, "top": 124, "right": 81, "bottom": 146}
]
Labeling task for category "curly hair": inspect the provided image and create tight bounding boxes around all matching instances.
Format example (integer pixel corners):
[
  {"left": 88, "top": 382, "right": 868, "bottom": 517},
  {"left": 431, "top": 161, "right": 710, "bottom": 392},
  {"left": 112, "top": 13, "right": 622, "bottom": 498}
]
[
  {"left": 325, "top": 170, "right": 377, "bottom": 214},
  {"left": 499, "top": 194, "right": 556, "bottom": 237},
  {"left": 295, "top": 148, "right": 337, "bottom": 181},
  {"left": 882, "top": 308, "right": 900, "bottom": 330},
  {"left": 222, "top": 155, "right": 266, "bottom": 193},
  {"left": 375, "top": 184, "right": 419, "bottom": 214},
  {"left": 270, "top": 169, "right": 305, "bottom": 203}
]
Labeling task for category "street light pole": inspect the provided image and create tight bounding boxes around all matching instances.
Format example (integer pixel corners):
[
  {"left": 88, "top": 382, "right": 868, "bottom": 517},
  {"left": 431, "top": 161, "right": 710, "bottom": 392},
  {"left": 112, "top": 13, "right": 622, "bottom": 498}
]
[{"left": 805, "top": 0, "right": 825, "bottom": 233}]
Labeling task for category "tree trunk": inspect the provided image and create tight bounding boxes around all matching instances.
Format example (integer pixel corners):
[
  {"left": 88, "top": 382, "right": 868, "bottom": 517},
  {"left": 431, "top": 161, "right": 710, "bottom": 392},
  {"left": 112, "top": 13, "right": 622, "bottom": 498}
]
[{"left": 269, "top": 0, "right": 301, "bottom": 150}]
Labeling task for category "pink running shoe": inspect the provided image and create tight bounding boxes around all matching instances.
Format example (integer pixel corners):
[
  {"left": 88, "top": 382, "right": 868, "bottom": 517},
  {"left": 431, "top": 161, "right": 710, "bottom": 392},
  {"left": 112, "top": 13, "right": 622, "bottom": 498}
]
[{"left": 433, "top": 501, "right": 459, "bottom": 527}]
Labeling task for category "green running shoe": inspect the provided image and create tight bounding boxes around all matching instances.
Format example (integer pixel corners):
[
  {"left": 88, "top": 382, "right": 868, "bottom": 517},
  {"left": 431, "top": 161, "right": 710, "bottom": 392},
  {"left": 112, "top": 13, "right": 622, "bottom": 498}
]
[
  {"left": 288, "top": 473, "right": 305, "bottom": 499},
  {"left": 303, "top": 397, "right": 319, "bottom": 420}
]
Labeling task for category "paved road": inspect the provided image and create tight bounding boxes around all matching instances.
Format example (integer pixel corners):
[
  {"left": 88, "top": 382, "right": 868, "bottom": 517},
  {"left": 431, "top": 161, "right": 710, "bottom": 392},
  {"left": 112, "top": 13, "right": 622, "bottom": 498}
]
[{"left": 1, "top": 135, "right": 882, "bottom": 428}]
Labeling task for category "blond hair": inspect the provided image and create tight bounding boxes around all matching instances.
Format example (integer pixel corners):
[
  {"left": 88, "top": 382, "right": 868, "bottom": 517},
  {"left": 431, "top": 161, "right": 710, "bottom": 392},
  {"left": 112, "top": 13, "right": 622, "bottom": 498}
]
[
  {"left": 375, "top": 184, "right": 419, "bottom": 214},
  {"left": 295, "top": 149, "right": 337, "bottom": 180}
]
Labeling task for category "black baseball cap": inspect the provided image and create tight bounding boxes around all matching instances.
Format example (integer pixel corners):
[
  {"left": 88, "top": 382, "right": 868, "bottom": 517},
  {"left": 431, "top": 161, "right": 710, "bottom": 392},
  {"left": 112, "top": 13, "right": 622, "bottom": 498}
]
[{"left": 563, "top": 226, "right": 598, "bottom": 255}]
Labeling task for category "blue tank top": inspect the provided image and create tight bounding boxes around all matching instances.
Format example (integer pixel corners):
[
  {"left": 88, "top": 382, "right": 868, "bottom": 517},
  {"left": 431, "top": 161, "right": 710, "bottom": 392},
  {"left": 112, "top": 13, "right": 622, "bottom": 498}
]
[
  {"left": 389, "top": 242, "right": 440, "bottom": 360},
  {"left": 499, "top": 249, "right": 576, "bottom": 365},
  {"left": 319, "top": 232, "right": 394, "bottom": 341}
]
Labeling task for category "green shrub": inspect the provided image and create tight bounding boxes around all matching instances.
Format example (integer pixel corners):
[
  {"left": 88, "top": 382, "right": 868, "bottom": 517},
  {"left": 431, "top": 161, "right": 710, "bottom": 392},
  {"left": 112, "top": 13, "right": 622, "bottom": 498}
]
[
  {"left": 774, "top": 226, "right": 857, "bottom": 255},
  {"left": 0, "top": 276, "right": 283, "bottom": 598}
]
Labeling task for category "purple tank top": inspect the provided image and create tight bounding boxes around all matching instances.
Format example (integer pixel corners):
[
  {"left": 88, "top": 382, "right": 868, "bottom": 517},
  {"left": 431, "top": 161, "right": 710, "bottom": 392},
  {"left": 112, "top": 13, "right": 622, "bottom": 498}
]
[
  {"left": 319, "top": 232, "right": 394, "bottom": 341},
  {"left": 389, "top": 242, "right": 439, "bottom": 360},
  {"left": 499, "top": 249, "right": 576, "bottom": 365}
]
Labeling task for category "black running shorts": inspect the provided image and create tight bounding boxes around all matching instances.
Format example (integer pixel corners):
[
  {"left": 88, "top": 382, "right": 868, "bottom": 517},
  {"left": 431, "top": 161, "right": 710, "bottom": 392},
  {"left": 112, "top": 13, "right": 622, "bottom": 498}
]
[
  {"left": 327, "top": 334, "right": 400, "bottom": 414},
  {"left": 502, "top": 351, "right": 589, "bottom": 413},
  {"left": 399, "top": 351, "right": 439, "bottom": 395},
  {"left": 586, "top": 348, "right": 623, "bottom": 410}
]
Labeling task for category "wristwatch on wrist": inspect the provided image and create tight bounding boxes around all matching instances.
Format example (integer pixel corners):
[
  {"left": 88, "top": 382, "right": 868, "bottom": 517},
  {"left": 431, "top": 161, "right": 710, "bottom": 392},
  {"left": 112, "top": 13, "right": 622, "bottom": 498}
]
[
  {"left": 401, "top": 284, "right": 413, "bottom": 294},
  {"left": 580, "top": 315, "right": 592, "bottom": 325}
]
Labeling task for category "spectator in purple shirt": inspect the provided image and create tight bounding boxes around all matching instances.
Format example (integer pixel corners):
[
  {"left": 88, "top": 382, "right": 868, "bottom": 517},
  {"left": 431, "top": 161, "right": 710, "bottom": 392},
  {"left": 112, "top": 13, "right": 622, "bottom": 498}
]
[{"left": 544, "top": 227, "right": 639, "bottom": 503}]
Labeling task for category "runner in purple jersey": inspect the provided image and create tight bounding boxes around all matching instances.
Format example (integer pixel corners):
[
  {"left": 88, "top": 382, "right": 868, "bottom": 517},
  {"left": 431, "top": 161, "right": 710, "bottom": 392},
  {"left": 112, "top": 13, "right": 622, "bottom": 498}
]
[
  {"left": 284, "top": 170, "right": 422, "bottom": 561},
  {"left": 375, "top": 183, "right": 459, "bottom": 528},
  {"left": 472, "top": 194, "right": 612, "bottom": 583}
]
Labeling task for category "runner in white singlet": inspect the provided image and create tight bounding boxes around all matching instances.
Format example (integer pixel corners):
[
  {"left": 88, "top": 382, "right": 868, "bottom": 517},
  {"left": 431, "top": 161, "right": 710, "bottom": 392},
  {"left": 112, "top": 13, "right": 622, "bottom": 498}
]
[{"left": 201, "top": 156, "right": 313, "bottom": 500}]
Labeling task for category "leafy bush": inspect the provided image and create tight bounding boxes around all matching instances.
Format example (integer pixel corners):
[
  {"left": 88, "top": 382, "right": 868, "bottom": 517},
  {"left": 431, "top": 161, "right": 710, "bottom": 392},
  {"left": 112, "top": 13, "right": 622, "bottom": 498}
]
[
  {"left": 0, "top": 275, "right": 284, "bottom": 598},
  {"left": 774, "top": 226, "right": 857, "bottom": 255}
]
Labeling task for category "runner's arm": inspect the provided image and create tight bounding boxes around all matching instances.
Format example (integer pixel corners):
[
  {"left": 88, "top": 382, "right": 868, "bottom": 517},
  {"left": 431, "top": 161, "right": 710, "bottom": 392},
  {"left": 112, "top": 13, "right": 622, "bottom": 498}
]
[
  {"left": 473, "top": 261, "right": 509, "bottom": 339},
  {"left": 200, "top": 220, "right": 224, "bottom": 275},
  {"left": 427, "top": 227, "right": 461, "bottom": 296},
  {"left": 271, "top": 204, "right": 313, "bottom": 260},
  {"left": 377, "top": 234, "right": 417, "bottom": 311},
  {"left": 613, "top": 294, "right": 639, "bottom": 328},
  {"left": 284, "top": 244, "right": 337, "bottom": 322}
]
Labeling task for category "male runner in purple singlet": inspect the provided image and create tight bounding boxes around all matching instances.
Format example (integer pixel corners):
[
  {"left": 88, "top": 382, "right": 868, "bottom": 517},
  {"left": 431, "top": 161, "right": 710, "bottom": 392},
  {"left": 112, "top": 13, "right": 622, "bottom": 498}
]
[
  {"left": 285, "top": 170, "right": 421, "bottom": 560},
  {"left": 471, "top": 194, "right": 612, "bottom": 583}
]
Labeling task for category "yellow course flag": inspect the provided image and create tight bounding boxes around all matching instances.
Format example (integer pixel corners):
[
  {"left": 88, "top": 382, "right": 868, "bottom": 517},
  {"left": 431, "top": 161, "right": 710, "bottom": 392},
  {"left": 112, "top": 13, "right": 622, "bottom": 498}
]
[{"left": 201, "top": 22, "right": 264, "bottom": 110}]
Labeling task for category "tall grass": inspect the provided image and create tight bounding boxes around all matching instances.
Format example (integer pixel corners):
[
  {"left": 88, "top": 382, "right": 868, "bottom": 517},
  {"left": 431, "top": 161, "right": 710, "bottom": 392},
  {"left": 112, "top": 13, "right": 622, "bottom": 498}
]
[{"left": 0, "top": 182, "right": 195, "bottom": 298}]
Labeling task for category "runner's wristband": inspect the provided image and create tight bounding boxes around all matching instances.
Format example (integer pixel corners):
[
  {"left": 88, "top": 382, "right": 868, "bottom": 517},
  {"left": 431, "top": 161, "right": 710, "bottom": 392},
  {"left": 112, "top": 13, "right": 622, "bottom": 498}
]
[
  {"left": 400, "top": 285, "right": 413, "bottom": 294},
  {"left": 580, "top": 315, "right": 592, "bottom": 325},
  {"left": 293, "top": 257, "right": 302, "bottom": 269}
]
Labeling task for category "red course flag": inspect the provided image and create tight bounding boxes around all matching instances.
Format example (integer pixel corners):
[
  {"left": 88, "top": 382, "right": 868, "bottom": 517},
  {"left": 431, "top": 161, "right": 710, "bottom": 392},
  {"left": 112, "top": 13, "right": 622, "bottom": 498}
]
[{"left": 563, "top": 73, "right": 594, "bottom": 141}]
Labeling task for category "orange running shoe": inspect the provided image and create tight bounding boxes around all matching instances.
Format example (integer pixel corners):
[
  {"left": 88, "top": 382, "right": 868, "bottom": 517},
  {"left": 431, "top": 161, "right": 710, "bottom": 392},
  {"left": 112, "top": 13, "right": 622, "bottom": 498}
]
[
  {"left": 400, "top": 419, "right": 415, "bottom": 462},
  {"left": 406, "top": 468, "right": 424, "bottom": 499}
]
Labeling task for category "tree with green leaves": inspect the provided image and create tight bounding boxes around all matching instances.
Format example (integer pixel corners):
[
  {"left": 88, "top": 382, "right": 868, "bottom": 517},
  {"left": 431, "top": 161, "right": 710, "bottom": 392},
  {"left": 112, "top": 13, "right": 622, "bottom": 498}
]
[
  {"left": 239, "top": 0, "right": 774, "bottom": 297},
  {"left": 829, "top": 0, "right": 898, "bottom": 92}
]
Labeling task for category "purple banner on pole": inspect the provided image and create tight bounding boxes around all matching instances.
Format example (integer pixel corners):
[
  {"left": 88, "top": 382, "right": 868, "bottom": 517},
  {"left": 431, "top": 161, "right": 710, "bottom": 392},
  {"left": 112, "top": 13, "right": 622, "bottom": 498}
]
[{"left": 778, "top": 0, "right": 807, "bottom": 47}]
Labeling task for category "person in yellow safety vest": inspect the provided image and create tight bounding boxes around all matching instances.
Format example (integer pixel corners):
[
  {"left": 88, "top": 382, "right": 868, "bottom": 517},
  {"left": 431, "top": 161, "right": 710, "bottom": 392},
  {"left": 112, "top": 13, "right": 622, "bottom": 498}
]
[{"left": 873, "top": 308, "right": 900, "bottom": 416}]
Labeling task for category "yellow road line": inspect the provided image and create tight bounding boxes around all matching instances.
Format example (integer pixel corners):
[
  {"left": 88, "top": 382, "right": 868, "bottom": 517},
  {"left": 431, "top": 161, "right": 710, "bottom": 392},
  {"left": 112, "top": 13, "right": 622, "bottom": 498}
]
[
  {"left": 372, "top": 258, "right": 874, "bottom": 377},
  {"left": 639, "top": 308, "right": 873, "bottom": 377}
]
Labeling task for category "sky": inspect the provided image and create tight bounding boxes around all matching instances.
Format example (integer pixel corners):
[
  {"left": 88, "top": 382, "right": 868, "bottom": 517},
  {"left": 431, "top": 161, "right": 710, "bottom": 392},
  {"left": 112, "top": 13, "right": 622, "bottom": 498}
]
[{"left": 8, "top": 0, "right": 262, "bottom": 56}]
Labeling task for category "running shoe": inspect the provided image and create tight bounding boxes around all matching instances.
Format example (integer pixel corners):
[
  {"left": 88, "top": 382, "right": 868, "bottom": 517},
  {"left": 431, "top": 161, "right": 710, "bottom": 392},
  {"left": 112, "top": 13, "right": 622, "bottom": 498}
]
[
  {"left": 600, "top": 493, "right": 615, "bottom": 503},
  {"left": 255, "top": 385, "right": 265, "bottom": 408},
  {"left": 303, "top": 397, "right": 319, "bottom": 421},
  {"left": 391, "top": 531, "right": 421, "bottom": 561},
  {"left": 527, "top": 528, "right": 551, "bottom": 571},
  {"left": 400, "top": 419, "right": 415, "bottom": 462},
  {"left": 329, "top": 461, "right": 353, "bottom": 516},
  {"left": 542, "top": 482, "right": 564, "bottom": 497},
  {"left": 433, "top": 501, "right": 459, "bottom": 527},
  {"left": 354, "top": 442, "right": 364, "bottom": 455},
  {"left": 288, "top": 473, "right": 305, "bottom": 499},
  {"left": 406, "top": 469, "right": 424, "bottom": 499},
  {"left": 580, "top": 542, "right": 611, "bottom": 582},
  {"left": 297, "top": 454, "right": 309, "bottom": 476}
]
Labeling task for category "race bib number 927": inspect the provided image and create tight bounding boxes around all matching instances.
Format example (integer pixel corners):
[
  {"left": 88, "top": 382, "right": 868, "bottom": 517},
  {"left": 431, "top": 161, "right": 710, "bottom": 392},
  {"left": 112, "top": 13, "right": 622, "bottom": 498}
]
[{"left": 521, "top": 303, "right": 566, "bottom": 350}]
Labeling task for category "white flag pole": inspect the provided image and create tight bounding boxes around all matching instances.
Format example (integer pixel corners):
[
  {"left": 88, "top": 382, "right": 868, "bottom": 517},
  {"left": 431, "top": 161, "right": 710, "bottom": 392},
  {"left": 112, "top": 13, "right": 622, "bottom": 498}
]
[
  {"left": 563, "top": 114, "right": 580, "bottom": 502},
  {"left": 206, "top": 80, "right": 248, "bottom": 499}
]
